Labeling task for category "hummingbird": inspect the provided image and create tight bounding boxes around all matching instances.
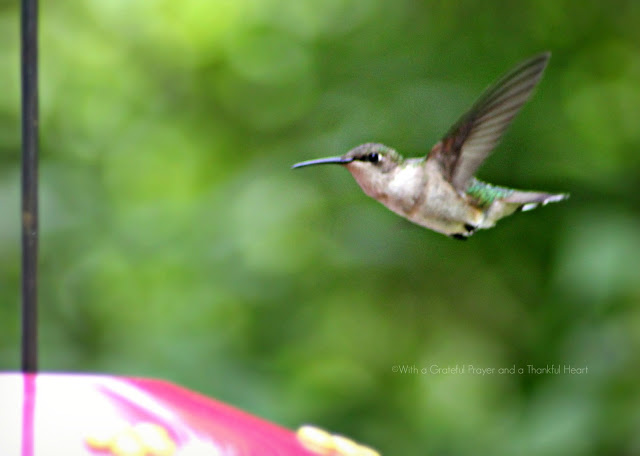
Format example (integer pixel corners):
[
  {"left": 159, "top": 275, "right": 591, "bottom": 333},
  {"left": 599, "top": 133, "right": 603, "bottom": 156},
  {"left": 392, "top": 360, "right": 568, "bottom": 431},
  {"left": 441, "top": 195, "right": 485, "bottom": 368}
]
[{"left": 292, "top": 52, "right": 568, "bottom": 240}]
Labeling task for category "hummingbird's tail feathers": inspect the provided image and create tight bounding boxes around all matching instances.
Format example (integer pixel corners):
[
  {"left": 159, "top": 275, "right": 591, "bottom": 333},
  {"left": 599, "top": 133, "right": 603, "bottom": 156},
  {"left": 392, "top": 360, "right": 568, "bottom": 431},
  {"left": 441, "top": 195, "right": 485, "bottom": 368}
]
[
  {"left": 478, "top": 189, "right": 568, "bottom": 230},
  {"left": 503, "top": 191, "right": 569, "bottom": 212}
]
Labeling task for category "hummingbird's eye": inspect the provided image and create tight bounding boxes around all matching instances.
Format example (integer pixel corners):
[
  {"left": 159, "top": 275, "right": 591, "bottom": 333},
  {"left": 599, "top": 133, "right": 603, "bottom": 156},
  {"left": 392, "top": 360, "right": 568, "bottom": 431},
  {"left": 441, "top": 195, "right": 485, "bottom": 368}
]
[{"left": 367, "top": 153, "right": 380, "bottom": 163}]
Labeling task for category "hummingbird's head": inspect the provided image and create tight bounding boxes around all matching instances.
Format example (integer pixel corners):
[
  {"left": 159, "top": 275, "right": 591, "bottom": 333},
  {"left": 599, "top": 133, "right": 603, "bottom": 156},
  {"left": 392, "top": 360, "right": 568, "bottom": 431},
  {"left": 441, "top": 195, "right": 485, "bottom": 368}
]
[
  {"left": 342, "top": 143, "right": 402, "bottom": 173},
  {"left": 292, "top": 143, "right": 403, "bottom": 199},
  {"left": 291, "top": 143, "right": 401, "bottom": 173}
]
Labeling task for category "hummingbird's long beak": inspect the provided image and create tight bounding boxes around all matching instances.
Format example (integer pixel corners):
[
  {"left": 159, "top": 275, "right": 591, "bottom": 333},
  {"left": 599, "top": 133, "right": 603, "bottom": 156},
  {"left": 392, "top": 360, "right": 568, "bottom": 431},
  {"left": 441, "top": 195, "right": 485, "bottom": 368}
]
[{"left": 291, "top": 156, "right": 353, "bottom": 169}]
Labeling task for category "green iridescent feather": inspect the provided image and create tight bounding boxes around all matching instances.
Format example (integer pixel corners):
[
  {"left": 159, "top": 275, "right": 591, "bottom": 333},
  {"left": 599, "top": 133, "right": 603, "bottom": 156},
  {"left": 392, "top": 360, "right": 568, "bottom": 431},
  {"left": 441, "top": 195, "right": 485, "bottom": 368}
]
[{"left": 466, "top": 178, "right": 514, "bottom": 207}]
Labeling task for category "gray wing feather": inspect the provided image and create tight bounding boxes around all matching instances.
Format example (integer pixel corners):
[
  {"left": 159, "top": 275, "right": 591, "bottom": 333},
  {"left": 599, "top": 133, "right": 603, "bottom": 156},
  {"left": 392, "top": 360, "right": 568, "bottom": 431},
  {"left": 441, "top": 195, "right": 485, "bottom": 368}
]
[{"left": 430, "top": 53, "right": 550, "bottom": 191}]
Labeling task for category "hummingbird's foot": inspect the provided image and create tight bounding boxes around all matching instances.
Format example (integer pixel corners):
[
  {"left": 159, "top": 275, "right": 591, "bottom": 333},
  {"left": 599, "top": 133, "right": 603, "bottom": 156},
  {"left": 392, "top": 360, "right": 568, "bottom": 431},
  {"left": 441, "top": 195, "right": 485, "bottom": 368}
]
[{"left": 451, "top": 224, "right": 477, "bottom": 240}]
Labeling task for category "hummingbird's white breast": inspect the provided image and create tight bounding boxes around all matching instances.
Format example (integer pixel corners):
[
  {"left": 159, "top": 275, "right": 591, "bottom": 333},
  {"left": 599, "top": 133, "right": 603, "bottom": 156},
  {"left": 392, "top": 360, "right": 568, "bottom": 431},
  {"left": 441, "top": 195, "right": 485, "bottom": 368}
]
[{"left": 385, "top": 161, "right": 425, "bottom": 213}]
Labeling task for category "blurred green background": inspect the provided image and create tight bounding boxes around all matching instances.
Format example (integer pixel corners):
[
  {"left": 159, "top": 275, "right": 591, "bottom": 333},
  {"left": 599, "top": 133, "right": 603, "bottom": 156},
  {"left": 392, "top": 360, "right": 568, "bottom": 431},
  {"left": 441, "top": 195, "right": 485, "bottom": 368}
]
[{"left": 2, "top": 1, "right": 640, "bottom": 455}]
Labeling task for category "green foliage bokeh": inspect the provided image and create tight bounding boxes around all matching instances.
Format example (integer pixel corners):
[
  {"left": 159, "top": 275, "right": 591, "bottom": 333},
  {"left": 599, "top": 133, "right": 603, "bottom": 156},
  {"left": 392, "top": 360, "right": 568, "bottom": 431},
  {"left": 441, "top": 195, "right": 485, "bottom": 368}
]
[{"left": 1, "top": 1, "right": 640, "bottom": 455}]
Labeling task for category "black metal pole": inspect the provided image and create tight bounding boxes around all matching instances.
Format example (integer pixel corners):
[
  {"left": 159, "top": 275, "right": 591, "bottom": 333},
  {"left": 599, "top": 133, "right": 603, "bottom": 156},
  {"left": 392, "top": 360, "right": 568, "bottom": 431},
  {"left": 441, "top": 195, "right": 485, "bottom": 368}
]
[{"left": 20, "top": 0, "right": 39, "bottom": 373}]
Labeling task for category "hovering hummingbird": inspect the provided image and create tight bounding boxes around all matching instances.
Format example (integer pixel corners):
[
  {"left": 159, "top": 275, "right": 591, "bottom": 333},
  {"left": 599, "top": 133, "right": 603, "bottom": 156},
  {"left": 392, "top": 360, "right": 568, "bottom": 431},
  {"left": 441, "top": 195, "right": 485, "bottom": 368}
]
[{"left": 292, "top": 52, "right": 568, "bottom": 240}]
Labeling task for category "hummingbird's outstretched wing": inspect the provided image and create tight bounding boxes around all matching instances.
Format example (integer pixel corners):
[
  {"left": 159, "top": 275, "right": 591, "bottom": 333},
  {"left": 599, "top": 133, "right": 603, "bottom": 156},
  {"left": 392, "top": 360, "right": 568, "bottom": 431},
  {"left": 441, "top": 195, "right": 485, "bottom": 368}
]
[{"left": 428, "top": 52, "right": 550, "bottom": 191}]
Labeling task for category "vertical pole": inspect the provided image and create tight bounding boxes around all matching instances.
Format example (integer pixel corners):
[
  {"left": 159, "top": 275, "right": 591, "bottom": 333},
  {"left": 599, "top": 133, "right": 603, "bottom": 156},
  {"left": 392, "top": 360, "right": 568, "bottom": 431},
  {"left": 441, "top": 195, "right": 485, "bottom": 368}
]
[{"left": 20, "top": 0, "right": 39, "bottom": 373}]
